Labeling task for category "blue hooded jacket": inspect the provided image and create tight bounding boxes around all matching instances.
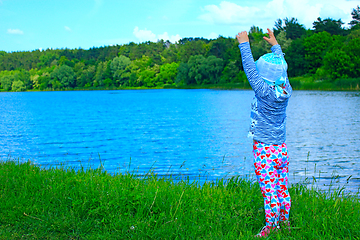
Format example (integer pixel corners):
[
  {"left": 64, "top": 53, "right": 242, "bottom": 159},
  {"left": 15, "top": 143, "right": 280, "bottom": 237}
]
[{"left": 239, "top": 42, "right": 292, "bottom": 145}]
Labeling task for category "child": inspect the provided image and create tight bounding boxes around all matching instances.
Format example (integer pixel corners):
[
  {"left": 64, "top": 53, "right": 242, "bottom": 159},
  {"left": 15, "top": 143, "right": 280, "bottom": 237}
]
[{"left": 236, "top": 28, "right": 292, "bottom": 238}]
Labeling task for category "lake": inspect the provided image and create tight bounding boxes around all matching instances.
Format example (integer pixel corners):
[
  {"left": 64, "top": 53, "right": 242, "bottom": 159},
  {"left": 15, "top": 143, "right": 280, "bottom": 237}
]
[{"left": 1, "top": 89, "right": 359, "bottom": 193}]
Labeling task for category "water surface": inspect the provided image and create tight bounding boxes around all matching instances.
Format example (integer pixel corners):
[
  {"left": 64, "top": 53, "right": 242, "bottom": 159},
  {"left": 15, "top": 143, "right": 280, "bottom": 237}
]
[{"left": 1, "top": 89, "right": 359, "bottom": 193}]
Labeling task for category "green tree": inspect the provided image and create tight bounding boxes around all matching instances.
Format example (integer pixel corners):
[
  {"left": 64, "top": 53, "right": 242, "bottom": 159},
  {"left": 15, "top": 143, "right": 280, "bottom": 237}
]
[
  {"left": 206, "top": 36, "right": 234, "bottom": 61},
  {"left": 104, "top": 61, "right": 112, "bottom": 82},
  {"left": 203, "top": 55, "right": 224, "bottom": 84},
  {"left": 125, "top": 41, "right": 165, "bottom": 65},
  {"left": 275, "top": 31, "right": 292, "bottom": 52},
  {"left": 37, "top": 52, "right": 59, "bottom": 68},
  {"left": 73, "top": 62, "right": 85, "bottom": 87},
  {"left": 124, "top": 63, "right": 139, "bottom": 87},
  {"left": 349, "top": 5, "right": 360, "bottom": 28},
  {"left": 11, "top": 70, "right": 31, "bottom": 90},
  {"left": 248, "top": 26, "right": 265, "bottom": 43},
  {"left": 94, "top": 61, "right": 107, "bottom": 87},
  {"left": 175, "top": 63, "right": 189, "bottom": 85},
  {"left": 313, "top": 17, "right": 345, "bottom": 35},
  {"left": 138, "top": 65, "right": 160, "bottom": 87},
  {"left": 223, "top": 40, "right": 243, "bottom": 70},
  {"left": 78, "top": 66, "right": 95, "bottom": 87},
  {"left": 38, "top": 72, "right": 52, "bottom": 90},
  {"left": 30, "top": 74, "right": 40, "bottom": 89},
  {"left": 132, "top": 55, "right": 152, "bottom": 71},
  {"left": 343, "top": 38, "right": 360, "bottom": 77},
  {"left": 303, "top": 31, "right": 332, "bottom": 73},
  {"left": 121, "top": 55, "right": 153, "bottom": 87},
  {"left": 347, "top": 29, "right": 360, "bottom": 40},
  {"left": 58, "top": 56, "right": 75, "bottom": 67},
  {"left": 0, "top": 74, "right": 15, "bottom": 91},
  {"left": 11, "top": 80, "right": 26, "bottom": 92},
  {"left": 128, "top": 72, "right": 139, "bottom": 87},
  {"left": 220, "top": 61, "right": 240, "bottom": 83},
  {"left": 50, "top": 65, "right": 76, "bottom": 88},
  {"left": 118, "top": 42, "right": 134, "bottom": 59},
  {"left": 274, "top": 18, "right": 306, "bottom": 40},
  {"left": 162, "top": 43, "right": 179, "bottom": 63},
  {"left": 188, "top": 55, "right": 207, "bottom": 85},
  {"left": 285, "top": 38, "right": 308, "bottom": 77},
  {"left": 157, "top": 62, "right": 179, "bottom": 85},
  {"left": 323, "top": 50, "right": 353, "bottom": 80},
  {"left": 110, "top": 55, "right": 131, "bottom": 86},
  {"left": 178, "top": 40, "right": 207, "bottom": 63},
  {"left": 187, "top": 55, "right": 224, "bottom": 85},
  {"left": 103, "top": 78, "right": 113, "bottom": 87},
  {"left": 50, "top": 79, "right": 62, "bottom": 89}
]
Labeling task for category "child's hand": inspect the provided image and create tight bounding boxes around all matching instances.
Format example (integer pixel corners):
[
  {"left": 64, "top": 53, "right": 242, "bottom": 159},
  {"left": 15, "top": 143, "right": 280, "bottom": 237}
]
[
  {"left": 263, "top": 28, "right": 278, "bottom": 46},
  {"left": 236, "top": 31, "right": 249, "bottom": 44}
]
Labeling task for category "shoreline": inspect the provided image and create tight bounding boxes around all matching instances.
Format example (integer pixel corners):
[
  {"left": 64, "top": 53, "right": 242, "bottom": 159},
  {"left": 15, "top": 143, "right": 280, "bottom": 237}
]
[
  {"left": 1, "top": 84, "right": 360, "bottom": 93},
  {"left": 1, "top": 76, "right": 360, "bottom": 93}
]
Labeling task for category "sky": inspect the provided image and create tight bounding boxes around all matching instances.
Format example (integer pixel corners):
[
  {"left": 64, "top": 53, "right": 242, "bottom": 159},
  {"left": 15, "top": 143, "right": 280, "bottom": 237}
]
[{"left": 1, "top": 0, "right": 359, "bottom": 52}]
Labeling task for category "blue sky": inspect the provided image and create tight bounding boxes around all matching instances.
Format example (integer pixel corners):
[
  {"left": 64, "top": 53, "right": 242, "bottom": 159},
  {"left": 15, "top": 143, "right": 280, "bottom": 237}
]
[{"left": 1, "top": 0, "right": 359, "bottom": 52}]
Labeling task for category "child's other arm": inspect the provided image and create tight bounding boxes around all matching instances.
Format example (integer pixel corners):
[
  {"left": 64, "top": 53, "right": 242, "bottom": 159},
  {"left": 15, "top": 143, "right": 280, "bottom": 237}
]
[{"left": 264, "top": 28, "right": 283, "bottom": 56}]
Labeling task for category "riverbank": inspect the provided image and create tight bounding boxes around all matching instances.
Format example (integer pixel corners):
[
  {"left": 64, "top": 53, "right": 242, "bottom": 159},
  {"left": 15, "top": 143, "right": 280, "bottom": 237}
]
[
  {"left": 0, "top": 160, "right": 359, "bottom": 239},
  {"left": 1, "top": 76, "right": 360, "bottom": 92}
]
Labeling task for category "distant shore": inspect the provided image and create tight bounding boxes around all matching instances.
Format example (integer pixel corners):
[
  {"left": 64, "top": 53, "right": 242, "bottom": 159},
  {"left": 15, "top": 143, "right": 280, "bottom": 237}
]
[{"left": 1, "top": 76, "right": 360, "bottom": 93}]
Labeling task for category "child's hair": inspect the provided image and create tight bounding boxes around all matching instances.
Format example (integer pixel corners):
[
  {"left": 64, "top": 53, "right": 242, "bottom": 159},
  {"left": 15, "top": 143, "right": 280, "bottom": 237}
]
[{"left": 255, "top": 53, "right": 288, "bottom": 85}]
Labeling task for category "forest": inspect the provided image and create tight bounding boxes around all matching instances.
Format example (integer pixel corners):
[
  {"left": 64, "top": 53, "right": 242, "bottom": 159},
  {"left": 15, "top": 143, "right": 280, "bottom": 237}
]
[{"left": 1, "top": 6, "right": 360, "bottom": 92}]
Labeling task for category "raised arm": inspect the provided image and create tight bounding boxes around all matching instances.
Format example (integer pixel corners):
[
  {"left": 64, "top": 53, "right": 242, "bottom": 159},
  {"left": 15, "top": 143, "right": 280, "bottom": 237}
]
[
  {"left": 237, "top": 31, "right": 268, "bottom": 97},
  {"left": 264, "top": 28, "right": 292, "bottom": 95},
  {"left": 264, "top": 28, "right": 284, "bottom": 56}
]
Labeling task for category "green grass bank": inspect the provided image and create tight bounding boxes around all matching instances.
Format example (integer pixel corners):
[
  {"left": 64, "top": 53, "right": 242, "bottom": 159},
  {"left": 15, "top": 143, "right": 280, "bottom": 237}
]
[{"left": 0, "top": 160, "right": 359, "bottom": 239}]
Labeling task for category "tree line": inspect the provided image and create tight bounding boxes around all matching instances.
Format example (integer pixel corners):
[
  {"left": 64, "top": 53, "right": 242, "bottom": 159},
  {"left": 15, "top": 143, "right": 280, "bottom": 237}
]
[{"left": 1, "top": 6, "right": 360, "bottom": 92}]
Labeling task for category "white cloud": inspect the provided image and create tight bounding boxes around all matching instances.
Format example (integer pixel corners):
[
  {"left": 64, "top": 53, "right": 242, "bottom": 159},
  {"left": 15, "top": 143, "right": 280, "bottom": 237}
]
[
  {"left": 158, "top": 32, "right": 181, "bottom": 43},
  {"left": 199, "top": 1, "right": 260, "bottom": 25},
  {"left": 319, "top": 4, "right": 347, "bottom": 20},
  {"left": 64, "top": 26, "right": 72, "bottom": 32},
  {"left": 133, "top": 26, "right": 157, "bottom": 42},
  {"left": 199, "top": 0, "right": 356, "bottom": 30},
  {"left": 7, "top": 29, "right": 24, "bottom": 35},
  {"left": 133, "top": 26, "right": 181, "bottom": 43}
]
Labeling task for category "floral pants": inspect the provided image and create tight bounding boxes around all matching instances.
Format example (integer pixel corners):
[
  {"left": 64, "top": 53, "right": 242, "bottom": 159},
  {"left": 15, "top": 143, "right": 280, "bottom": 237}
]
[{"left": 253, "top": 140, "right": 291, "bottom": 226}]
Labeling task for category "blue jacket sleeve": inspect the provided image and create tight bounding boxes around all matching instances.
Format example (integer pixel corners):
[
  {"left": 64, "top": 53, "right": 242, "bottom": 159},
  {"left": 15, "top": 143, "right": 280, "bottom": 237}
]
[
  {"left": 239, "top": 42, "right": 269, "bottom": 98},
  {"left": 270, "top": 44, "right": 283, "bottom": 55}
]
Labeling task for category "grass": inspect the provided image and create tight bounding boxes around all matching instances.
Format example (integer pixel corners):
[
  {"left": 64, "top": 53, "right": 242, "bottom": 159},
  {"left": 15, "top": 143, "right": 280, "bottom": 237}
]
[
  {"left": 289, "top": 76, "right": 360, "bottom": 91},
  {"left": 0, "top": 160, "right": 359, "bottom": 239}
]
